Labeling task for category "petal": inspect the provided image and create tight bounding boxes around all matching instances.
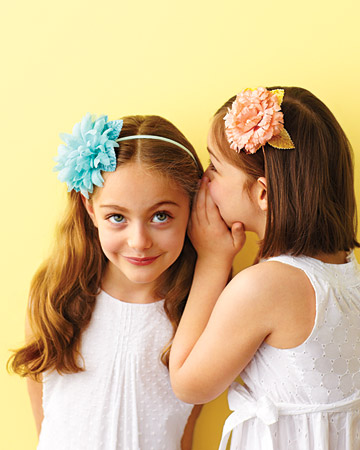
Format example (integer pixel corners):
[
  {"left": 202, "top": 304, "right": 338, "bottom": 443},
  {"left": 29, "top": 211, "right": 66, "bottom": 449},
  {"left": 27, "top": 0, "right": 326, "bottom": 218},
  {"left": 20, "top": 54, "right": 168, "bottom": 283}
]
[
  {"left": 80, "top": 114, "right": 93, "bottom": 139},
  {"left": 93, "top": 116, "right": 107, "bottom": 133},
  {"left": 106, "top": 119, "right": 123, "bottom": 140},
  {"left": 92, "top": 170, "right": 104, "bottom": 187}
]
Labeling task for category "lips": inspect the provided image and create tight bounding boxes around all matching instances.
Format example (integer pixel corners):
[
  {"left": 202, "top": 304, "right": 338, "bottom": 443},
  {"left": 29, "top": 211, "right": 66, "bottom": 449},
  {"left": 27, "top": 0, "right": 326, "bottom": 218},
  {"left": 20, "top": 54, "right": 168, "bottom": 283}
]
[{"left": 123, "top": 255, "right": 160, "bottom": 266}]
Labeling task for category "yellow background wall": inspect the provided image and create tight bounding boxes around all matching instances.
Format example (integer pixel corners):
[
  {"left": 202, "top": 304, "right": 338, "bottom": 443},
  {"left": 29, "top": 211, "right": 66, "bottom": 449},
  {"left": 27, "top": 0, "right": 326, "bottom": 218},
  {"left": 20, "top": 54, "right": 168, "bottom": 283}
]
[{"left": 1, "top": 0, "right": 359, "bottom": 448}]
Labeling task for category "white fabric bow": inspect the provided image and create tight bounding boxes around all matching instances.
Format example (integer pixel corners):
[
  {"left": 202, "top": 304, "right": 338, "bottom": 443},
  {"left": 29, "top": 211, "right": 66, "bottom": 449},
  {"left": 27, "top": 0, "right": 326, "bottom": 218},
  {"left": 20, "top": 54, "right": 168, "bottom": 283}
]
[
  {"left": 219, "top": 386, "right": 279, "bottom": 450},
  {"left": 219, "top": 382, "right": 360, "bottom": 450}
]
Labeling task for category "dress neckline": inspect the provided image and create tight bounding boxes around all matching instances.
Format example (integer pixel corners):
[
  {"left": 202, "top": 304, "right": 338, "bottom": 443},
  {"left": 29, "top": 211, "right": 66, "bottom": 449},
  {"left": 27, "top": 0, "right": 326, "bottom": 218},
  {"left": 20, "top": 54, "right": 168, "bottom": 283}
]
[{"left": 100, "top": 289, "right": 165, "bottom": 306}]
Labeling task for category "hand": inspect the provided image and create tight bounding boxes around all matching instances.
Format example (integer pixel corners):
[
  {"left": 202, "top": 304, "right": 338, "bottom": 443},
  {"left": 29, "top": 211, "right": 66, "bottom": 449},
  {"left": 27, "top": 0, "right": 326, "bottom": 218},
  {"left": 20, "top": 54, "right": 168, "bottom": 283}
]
[{"left": 188, "top": 177, "right": 246, "bottom": 266}]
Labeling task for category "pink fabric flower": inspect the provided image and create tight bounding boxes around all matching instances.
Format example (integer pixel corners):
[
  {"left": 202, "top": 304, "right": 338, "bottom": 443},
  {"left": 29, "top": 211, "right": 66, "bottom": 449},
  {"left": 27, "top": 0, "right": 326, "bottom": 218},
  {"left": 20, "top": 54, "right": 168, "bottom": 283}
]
[{"left": 224, "top": 87, "right": 284, "bottom": 154}]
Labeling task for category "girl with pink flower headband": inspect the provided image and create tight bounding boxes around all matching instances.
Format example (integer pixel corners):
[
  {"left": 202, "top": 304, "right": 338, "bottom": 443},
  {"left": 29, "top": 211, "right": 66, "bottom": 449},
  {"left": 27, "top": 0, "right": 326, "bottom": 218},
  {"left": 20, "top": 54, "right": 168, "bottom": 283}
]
[{"left": 170, "top": 87, "right": 360, "bottom": 449}]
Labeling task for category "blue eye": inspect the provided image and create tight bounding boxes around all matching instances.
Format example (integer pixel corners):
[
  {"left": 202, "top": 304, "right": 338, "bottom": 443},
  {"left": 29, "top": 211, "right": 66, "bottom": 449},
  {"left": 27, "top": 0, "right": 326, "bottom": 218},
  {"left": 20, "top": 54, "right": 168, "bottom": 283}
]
[
  {"left": 152, "top": 212, "right": 170, "bottom": 223},
  {"left": 109, "top": 214, "right": 125, "bottom": 224}
]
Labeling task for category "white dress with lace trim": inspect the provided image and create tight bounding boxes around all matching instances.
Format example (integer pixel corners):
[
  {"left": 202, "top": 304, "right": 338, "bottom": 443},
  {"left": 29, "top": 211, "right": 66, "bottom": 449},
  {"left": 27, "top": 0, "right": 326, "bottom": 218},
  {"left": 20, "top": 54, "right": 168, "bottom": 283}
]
[{"left": 220, "top": 252, "right": 360, "bottom": 450}]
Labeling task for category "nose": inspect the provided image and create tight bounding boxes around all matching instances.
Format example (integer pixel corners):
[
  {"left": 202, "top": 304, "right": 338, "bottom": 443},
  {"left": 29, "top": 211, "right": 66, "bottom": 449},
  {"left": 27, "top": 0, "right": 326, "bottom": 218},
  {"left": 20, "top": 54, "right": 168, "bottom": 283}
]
[{"left": 127, "top": 222, "right": 152, "bottom": 251}]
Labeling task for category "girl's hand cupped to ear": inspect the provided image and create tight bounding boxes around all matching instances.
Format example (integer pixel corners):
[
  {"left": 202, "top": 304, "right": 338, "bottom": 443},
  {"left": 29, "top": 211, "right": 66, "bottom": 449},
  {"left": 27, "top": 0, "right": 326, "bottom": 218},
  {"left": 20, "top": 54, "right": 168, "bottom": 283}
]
[{"left": 188, "top": 176, "right": 246, "bottom": 267}]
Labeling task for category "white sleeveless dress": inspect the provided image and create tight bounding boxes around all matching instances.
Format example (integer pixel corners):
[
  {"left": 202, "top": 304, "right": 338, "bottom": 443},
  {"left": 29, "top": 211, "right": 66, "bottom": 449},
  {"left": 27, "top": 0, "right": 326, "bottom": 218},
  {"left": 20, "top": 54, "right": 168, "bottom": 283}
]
[
  {"left": 38, "top": 291, "right": 193, "bottom": 450},
  {"left": 220, "top": 252, "right": 360, "bottom": 450}
]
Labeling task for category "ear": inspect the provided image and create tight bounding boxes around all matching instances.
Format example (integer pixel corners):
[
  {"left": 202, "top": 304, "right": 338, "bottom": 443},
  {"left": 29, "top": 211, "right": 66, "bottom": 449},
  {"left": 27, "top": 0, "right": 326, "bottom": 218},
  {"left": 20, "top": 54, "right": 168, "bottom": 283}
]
[
  {"left": 81, "top": 195, "right": 98, "bottom": 228},
  {"left": 255, "top": 177, "right": 267, "bottom": 212}
]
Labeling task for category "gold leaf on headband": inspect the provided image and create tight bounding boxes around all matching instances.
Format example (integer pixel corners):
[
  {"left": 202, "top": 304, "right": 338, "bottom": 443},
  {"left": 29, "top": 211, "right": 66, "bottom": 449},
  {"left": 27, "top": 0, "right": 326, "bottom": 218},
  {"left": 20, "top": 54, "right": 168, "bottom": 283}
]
[
  {"left": 268, "top": 127, "right": 295, "bottom": 150},
  {"left": 271, "top": 89, "right": 285, "bottom": 106}
]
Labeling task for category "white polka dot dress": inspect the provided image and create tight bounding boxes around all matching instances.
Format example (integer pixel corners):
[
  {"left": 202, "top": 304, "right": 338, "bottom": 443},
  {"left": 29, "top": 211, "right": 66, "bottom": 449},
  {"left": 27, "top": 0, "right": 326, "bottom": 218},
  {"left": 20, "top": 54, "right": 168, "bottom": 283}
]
[
  {"left": 38, "top": 291, "right": 193, "bottom": 450},
  {"left": 220, "top": 252, "right": 360, "bottom": 450}
]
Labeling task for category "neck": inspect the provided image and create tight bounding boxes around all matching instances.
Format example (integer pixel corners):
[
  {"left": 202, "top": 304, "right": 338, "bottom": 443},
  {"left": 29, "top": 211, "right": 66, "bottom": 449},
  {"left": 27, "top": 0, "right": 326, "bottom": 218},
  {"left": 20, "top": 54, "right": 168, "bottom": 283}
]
[
  {"left": 101, "top": 263, "right": 161, "bottom": 304},
  {"left": 313, "top": 251, "right": 348, "bottom": 265}
]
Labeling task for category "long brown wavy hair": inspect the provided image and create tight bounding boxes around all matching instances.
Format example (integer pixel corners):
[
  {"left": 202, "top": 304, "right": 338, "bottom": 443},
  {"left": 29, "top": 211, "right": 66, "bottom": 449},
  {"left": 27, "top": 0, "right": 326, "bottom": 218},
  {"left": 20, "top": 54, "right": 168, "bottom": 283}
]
[
  {"left": 212, "top": 86, "right": 359, "bottom": 258},
  {"left": 9, "top": 115, "right": 203, "bottom": 380}
]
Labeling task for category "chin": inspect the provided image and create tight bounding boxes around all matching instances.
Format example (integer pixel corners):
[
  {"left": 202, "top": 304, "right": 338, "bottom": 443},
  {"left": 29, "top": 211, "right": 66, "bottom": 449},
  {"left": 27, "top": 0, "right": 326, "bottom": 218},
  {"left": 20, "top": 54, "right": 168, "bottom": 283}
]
[{"left": 125, "top": 273, "right": 160, "bottom": 285}]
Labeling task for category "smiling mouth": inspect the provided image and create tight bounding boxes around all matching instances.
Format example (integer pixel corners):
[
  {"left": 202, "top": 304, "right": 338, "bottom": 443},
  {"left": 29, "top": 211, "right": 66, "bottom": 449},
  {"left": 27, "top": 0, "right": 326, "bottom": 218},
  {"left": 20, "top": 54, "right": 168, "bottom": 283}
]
[{"left": 123, "top": 256, "right": 160, "bottom": 266}]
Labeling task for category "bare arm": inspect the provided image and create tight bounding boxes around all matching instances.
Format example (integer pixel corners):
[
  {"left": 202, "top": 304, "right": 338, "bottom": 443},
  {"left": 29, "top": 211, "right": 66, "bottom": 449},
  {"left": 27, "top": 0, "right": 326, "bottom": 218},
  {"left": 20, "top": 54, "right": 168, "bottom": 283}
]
[
  {"left": 169, "top": 178, "right": 249, "bottom": 403},
  {"left": 27, "top": 377, "right": 44, "bottom": 436},
  {"left": 170, "top": 178, "right": 245, "bottom": 376},
  {"left": 169, "top": 181, "right": 315, "bottom": 404},
  {"left": 170, "top": 264, "right": 272, "bottom": 404}
]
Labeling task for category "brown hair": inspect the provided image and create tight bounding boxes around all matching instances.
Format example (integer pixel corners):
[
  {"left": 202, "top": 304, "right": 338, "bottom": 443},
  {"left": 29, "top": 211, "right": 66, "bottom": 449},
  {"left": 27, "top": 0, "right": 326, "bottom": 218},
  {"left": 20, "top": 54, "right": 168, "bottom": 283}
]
[
  {"left": 212, "top": 86, "right": 359, "bottom": 258},
  {"left": 9, "top": 115, "right": 203, "bottom": 380}
]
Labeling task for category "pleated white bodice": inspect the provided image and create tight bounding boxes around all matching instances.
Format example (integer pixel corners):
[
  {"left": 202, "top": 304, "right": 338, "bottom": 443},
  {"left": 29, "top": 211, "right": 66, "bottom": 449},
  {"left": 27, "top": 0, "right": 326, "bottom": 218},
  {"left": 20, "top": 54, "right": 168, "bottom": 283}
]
[{"left": 38, "top": 291, "right": 193, "bottom": 450}]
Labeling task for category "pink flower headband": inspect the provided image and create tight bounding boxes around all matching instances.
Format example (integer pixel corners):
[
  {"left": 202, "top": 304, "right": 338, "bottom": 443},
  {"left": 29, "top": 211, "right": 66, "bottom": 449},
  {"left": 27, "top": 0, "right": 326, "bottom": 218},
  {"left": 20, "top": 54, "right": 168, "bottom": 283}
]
[{"left": 224, "top": 87, "right": 295, "bottom": 154}]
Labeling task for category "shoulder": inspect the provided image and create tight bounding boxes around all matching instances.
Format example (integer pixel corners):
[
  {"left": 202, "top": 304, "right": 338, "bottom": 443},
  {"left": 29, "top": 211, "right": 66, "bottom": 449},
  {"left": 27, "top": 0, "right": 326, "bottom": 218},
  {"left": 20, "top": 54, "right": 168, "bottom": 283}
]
[
  {"left": 228, "top": 259, "right": 311, "bottom": 299},
  {"left": 221, "top": 260, "right": 315, "bottom": 331}
]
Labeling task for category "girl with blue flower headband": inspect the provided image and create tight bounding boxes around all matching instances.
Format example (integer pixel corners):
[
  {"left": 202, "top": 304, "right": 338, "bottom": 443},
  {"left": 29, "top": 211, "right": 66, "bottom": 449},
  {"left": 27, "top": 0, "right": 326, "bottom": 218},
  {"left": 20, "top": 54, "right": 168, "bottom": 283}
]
[{"left": 9, "top": 114, "right": 203, "bottom": 449}]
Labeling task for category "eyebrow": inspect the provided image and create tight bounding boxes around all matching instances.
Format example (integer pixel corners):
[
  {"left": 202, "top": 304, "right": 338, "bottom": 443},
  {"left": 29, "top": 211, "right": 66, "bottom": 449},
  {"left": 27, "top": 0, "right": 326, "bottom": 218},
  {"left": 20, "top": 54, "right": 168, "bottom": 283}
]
[
  {"left": 207, "top": 147, "right": 221, "bottom": 163},
  {"left": 99, "top": 201, "right": 181, "bottom": 212}
]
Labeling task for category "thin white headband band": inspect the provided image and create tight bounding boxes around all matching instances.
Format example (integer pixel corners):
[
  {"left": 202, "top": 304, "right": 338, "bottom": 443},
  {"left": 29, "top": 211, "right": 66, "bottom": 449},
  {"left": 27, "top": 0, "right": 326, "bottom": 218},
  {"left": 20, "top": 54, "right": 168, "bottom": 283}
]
[{"left": 116, "top": 135, "right": 198, "bottom": 167}]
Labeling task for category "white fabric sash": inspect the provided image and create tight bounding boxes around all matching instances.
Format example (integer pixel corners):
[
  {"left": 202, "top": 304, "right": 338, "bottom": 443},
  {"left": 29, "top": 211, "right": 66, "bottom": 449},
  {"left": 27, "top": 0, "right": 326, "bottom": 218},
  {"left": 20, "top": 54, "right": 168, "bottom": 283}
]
[{"left": 219, "top": 383, "right": 360, "bottom": 450}]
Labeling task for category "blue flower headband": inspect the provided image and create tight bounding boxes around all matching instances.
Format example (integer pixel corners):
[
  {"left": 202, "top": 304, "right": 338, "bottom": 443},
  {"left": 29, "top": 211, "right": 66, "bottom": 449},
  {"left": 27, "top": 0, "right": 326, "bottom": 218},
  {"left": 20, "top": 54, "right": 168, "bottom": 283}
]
[{"left": 54, "top": 114, "right": 198, "bottom": 198}]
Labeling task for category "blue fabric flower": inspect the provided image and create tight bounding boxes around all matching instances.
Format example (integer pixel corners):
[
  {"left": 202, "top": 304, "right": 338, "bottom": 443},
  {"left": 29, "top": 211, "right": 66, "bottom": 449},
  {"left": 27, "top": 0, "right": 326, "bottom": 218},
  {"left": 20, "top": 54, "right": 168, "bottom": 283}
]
[{"left": 54, "top": 114, "right": 123, "bottom": 198}]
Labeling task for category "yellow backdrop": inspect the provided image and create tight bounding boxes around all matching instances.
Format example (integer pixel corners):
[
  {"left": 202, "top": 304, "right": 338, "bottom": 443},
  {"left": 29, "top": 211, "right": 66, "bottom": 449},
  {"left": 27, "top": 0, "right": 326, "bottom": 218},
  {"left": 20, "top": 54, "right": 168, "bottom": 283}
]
[{"left": 1, "top": 0, "right": 359, "bottom": 448}]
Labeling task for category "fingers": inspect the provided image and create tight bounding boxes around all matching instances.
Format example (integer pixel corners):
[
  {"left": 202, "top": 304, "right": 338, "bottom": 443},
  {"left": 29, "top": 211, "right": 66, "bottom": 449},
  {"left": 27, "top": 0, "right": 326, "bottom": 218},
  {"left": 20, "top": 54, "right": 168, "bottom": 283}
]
[
  {"left": 192, "top": 176, "right": 210, "bottom": 225},
  {"left": 188, "top": 177, "right": 207, "bottom": 238},
  {"left": 189, "top": 177, "right": 245, "bottom": 263},
  {"left": 192, "top": 177, "right": 228, "bottom": 232},
  {"left": 203, "top": 182, "right": 221, "bottom": 224}
]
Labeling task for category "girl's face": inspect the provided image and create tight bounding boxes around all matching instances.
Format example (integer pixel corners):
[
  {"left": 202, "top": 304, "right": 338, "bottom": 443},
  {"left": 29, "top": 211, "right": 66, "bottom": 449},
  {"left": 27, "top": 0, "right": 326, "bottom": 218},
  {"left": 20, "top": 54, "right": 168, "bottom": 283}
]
[
  {"left": 85, "top": 162, "right": 190, "bottom": 302},
  {"left": 205, "top": 131, "right": 266, "bottom": 238}
]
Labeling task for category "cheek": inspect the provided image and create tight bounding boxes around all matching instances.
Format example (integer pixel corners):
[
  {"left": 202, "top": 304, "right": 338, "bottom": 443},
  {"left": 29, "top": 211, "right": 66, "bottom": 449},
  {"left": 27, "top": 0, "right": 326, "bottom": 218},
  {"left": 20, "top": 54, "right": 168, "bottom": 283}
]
[
  {"left": 162, "top": 219, "right": 188, "bottom": 253},
  {"left": 97, "top": 228, "right": 121, "bottom": 254}
]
